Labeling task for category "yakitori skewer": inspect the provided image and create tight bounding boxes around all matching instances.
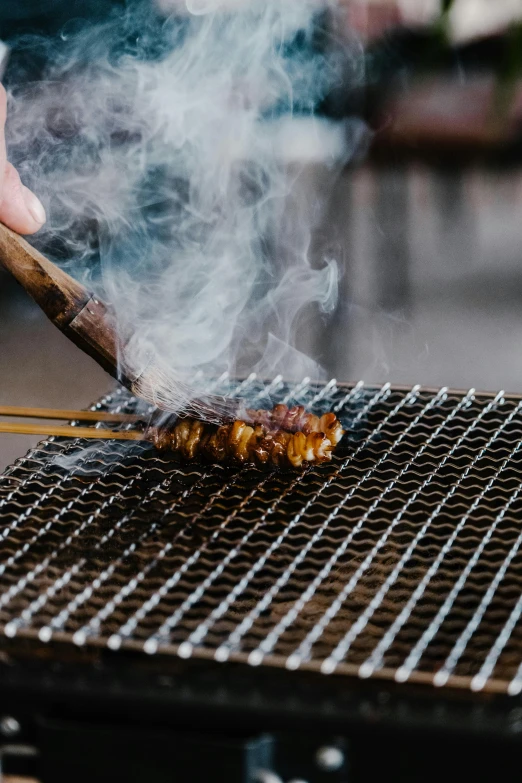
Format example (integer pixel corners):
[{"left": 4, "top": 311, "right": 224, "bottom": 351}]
[{"left": 0, "top": 403, "right": 345, "bottom": 469}]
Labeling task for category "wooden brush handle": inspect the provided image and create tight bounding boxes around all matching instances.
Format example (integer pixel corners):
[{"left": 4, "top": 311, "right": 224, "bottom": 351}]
[
  {"left": 0, "top": 223, "right": 90, "bottom": 326},
  {"left": 0, "top": 223, "right": 125, "bottom": 380}
]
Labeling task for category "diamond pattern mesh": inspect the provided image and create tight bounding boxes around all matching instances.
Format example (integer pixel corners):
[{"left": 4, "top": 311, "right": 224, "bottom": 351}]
[{"left": 1, "top": 377, "right": 522, "bottom": 695}]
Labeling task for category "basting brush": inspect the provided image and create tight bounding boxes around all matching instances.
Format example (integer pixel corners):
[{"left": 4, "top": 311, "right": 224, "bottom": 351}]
[{"left": 0, "top": 223, "right": 241, "bottom": 424}]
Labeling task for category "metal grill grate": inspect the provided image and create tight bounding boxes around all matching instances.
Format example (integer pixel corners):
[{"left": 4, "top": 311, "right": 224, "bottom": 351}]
[{"left": 1, "top": 377, "right": 522, "bottom": 696}]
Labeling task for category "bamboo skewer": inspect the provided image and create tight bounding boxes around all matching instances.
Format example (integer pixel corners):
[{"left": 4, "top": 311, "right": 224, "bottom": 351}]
[
  {"left": 0, "top": 422, "right": 145, "bottom": 441},
  {"left": 0, "top": 404, "right": 150, "bottom": 443},
  {"left": 0, "top": 405, "right": 142, "bottom": 423}
]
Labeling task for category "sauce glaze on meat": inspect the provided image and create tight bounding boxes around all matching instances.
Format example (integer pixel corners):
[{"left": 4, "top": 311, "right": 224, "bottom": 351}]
[{"left": 148, "top": 404, "right": 344, "bottom": 469}]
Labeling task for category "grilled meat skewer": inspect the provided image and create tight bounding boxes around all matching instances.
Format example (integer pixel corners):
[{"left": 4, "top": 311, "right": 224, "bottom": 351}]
[
  {"left": 0, "top": 403, "right": 344, "bottom": 469},
  {"left": 148, "top": 405, "right": 344, "bottom": 469}
]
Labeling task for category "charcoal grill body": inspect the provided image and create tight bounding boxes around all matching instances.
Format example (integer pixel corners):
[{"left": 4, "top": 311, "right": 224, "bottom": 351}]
[
  {"left": 2, "top": 379, "right": 522, "bottom": 781},
  {"left": 1, "top": 652, "right": 522, "bottom": 782}
]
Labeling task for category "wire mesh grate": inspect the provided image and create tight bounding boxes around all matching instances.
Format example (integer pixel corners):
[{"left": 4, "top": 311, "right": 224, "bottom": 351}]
[{"left": 1, "top": 377, "right": 522, "bottom": 695}]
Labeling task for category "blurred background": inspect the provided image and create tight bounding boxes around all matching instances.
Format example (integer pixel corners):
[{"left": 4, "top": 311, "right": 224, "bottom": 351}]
[{"left": 2, "top": 0, "right": 522, "bottom": 469}]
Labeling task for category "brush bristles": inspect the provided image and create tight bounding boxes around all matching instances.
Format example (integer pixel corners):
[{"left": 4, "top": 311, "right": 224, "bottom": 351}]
[{"left": 130, "top": 365, "right": 241, "bottom": 425}]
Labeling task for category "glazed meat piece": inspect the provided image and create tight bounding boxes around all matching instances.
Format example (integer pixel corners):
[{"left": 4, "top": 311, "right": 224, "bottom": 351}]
[
  {"left": 148, "top": 406, "right": 344, "bottom": 469},
  {"left": 245, "top": 405, "right": 344, "bottom": 445}
]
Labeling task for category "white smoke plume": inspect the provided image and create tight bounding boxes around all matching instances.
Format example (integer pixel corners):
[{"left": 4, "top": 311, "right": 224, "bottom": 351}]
[{"left": 5, "top": 0, "right": 365, "bottom": 402}]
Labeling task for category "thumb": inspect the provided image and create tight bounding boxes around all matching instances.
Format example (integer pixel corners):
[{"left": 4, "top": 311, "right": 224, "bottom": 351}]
[
  {"left": 0, "top": 162, "right": 46, "bottom": 235},
  {"left": 0, "top": 84, "right": 46, "bottom": 235}
]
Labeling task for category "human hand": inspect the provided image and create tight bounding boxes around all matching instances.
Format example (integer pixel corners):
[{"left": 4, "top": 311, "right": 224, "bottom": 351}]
[{"left": 0, "top": 84, "right": 46, "bottom": 235}]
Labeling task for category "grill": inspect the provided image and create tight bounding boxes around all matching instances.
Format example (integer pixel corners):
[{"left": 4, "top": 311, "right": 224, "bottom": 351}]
[{"left": 2, "top": 376, "right": 522, "bottom": 701}]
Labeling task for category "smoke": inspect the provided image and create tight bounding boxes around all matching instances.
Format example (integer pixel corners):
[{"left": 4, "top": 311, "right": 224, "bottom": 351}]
[{"left": 5, "top": 0, "right": 365, "bottom": 402}]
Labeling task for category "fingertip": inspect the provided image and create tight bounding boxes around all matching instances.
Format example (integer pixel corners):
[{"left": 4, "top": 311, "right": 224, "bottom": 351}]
[
  {"left": 0, "top": 163, "right": 46, "bottom": 235},
  {"left": 22, "top": 186, "right": 46, "bottom": 227}
]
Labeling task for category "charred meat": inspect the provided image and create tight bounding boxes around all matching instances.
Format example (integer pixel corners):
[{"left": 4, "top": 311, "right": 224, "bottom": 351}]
[
  {"left": 148, "top": 405, "right": 344, "bottom": 468},
  {"left": 245, "top": 404, "right": 344, "bottom": 446}
]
